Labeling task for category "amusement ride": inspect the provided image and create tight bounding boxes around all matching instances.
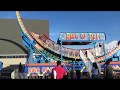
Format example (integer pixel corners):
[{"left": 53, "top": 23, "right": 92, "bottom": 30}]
[{"left": 15, "top": 11, "right": 120, "bottom": 78}]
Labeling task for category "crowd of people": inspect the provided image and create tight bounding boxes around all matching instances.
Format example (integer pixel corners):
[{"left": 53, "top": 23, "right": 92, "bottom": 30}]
[
  {"left": 18, "top": 60, "right": 115, "bottom": 79},
  {"left": 51, "top": 60, "right": 114, "bottom": 79}
]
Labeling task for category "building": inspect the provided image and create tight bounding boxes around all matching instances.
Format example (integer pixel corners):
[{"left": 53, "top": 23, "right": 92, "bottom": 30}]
[
  {"left": 0, "top": 19, "right": 49, "bottom": 55},
  {"left": 0, "top": 18, "right": 49, "bottom": 67}
]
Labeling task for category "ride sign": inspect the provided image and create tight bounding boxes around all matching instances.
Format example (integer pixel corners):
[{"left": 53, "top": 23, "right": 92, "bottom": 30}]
[{"left": 59, "top": 33, "right": 106, "bottom": 41}]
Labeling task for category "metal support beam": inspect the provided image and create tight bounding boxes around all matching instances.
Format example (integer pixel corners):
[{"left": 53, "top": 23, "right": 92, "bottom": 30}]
[
  {"left": 103, "top": 41, "right": 107, "bottom": 62},
  {"left": 60, "top": 40, "right": 63, "bottom": 61}
]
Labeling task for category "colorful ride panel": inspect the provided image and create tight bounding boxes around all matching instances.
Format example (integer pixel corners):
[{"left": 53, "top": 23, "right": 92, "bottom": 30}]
[{"left": 24, "top": 63, "right": 72, "bottom": 77}]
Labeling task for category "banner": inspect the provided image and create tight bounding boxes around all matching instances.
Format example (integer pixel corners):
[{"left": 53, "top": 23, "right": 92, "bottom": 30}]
[
  {"left": 79, "top": 50, "right": 92, "bottom": 76},
  {"left": 59, "top": 33, "right": 106, "bottom": 41}
]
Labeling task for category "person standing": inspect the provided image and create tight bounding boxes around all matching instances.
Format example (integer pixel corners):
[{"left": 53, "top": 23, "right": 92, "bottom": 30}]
[
  {"left": 19, "top": 62, "right": 23, "bottom": 73},
  {"left": 75, "top": 70, "right": 81, "bottom": 79},
  {"left": 104, "top": 60, "right": 114, "bottom": 79},
  {"left": 52, "top": 61, "right": 67, "bottom": 79},
  {"left": 91, "top": 62, "right": 99, "bottom": 79}
]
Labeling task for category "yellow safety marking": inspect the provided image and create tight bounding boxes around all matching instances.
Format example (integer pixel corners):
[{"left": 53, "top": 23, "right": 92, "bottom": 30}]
[{"left": 81, "top": 66, "right": 85, "bottom": 73}]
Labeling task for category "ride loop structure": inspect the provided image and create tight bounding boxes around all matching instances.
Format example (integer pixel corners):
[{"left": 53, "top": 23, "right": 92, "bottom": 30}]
[{"left": 16, "top": 11, "right": 120, "bottom": 78}]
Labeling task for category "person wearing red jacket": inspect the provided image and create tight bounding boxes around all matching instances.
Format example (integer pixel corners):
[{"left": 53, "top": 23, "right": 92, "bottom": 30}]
[{"left": 52, "top": 61, "right": 67, "bottom": 79}]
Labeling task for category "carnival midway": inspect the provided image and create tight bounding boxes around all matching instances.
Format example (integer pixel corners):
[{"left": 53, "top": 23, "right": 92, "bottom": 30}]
[{"left": 0, "top": 11, "right": 120, "bottom": 79}]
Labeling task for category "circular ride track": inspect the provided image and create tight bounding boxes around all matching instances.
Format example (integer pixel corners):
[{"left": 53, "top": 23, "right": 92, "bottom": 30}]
[{"left": 16, "top": 11, "right": 120, "bottom": 63}]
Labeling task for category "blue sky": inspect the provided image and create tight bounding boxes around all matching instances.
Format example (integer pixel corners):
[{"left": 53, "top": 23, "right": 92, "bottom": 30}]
[{"left": 0, "top": 11, "right": 120, "bottom": 49}]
